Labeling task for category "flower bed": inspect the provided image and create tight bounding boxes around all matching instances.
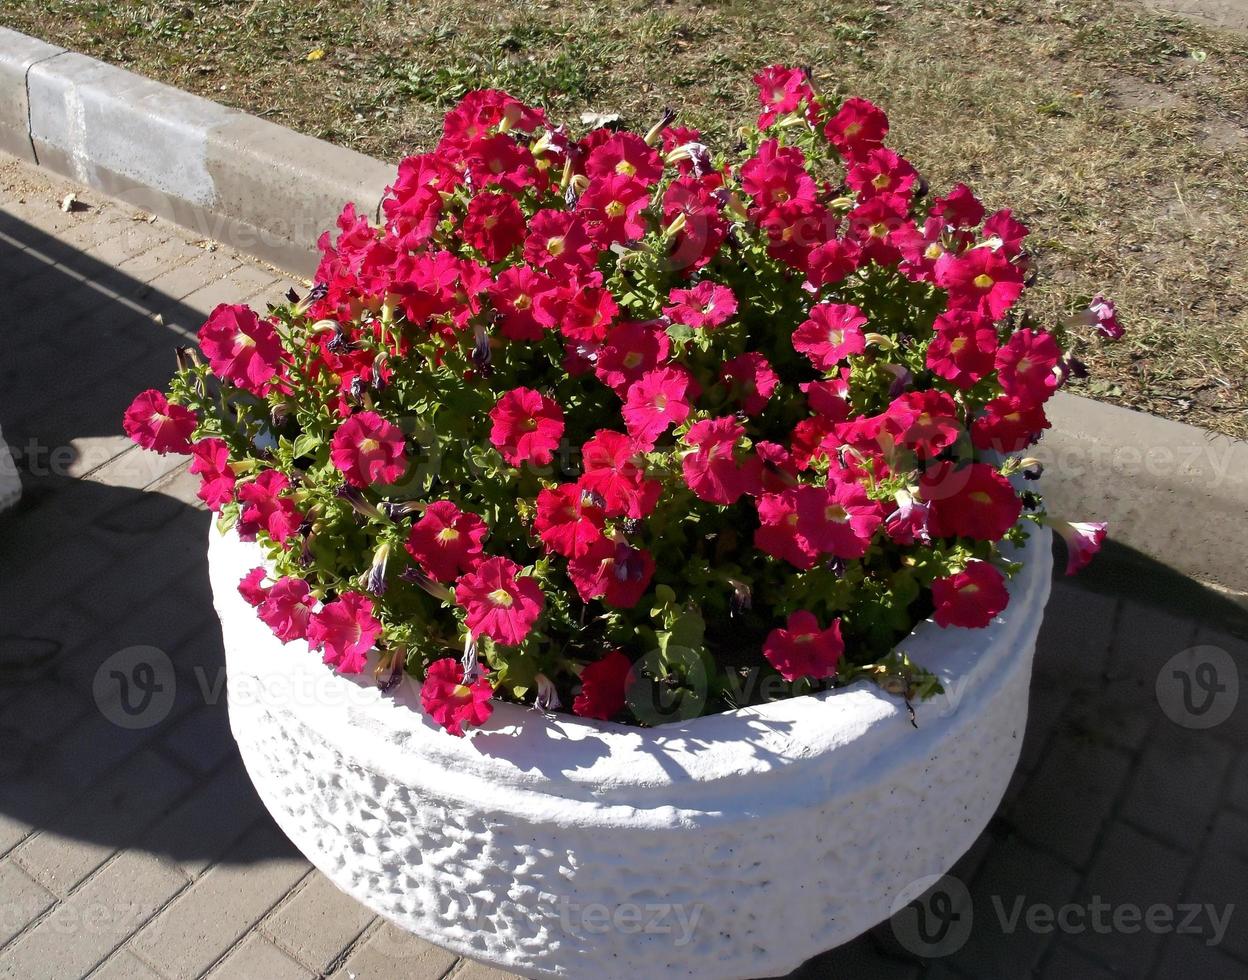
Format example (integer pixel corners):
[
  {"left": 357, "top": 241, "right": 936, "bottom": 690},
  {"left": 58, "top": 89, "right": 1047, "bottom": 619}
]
[{"left": 125, "top": 65, "right": 1111, "bottom": 736}]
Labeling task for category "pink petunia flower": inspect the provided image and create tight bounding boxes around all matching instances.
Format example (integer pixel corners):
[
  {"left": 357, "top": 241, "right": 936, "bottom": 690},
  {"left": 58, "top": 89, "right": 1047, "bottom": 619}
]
[
  {"left": 123, "top": 390, "right": 197, "bottom": 455},
  {"left": 306, "top": 592, "right": 381, "bottom": 674},
  {"left": 534, "top": 484, "right": 606, "bottom": 559},
  {"left": 489, "top": 387, "right": 565, "bottom": 468},
  {"left": 824, "top": 96, "right": 889, "bottom": 160},
  {"left": 578, "top": 173, "right": 651, "bottom": 245},
  {"left": 664, "top": 281, "right": 738, "bottom": 329},
  {"left": 595, "top": 320, "right": 671, "bottom": 395},
  {"left": 405, "top": 500, "right": 489, "bottom": 582},
  {"left": 236, "top": 470, "right": 302, "bottom": 545},
  {"left": 188, "top": 438, "right": 236, "bottom": 511},
  {"left": 580, "top": 430, "right": 662, "bottom": 518},
  {"left": 754, "top": 490, "right": 819, "bottom": 570},
  {"left": 792, "top": 303, "right": 869, "bottom": 370},
  {"left": 1086, "top": 295, "right": 1124, "bottom": 340},
  {"left": 455, "top": 556, "right": 545, "bottom": 645},
  {"left": 1049, "top": 519, "right": 1107, "bottom": 575},
  {"left": 932, "top": 561, "right": 1009, "bottom": 628},
  {"left": 622, "top": 367, "right": 694, "bottom": 448},
  {"left": 682, "top": 417, "right": 763, "bottom": 505},
  {"left": 572, "top": 650, "right": 633, "bottom": 721},
  {"left": 585, "top": 132, "right": 664, "bottom": 185},
  {"left": 935, "top": 247, "right": 1024, "bottom": 321},
  {"left": 198, "top": 304, "right": 282, "bottom": 393},
  {"left": 994, "top": 328, "right": 1061, "bottom": 402},
  {"left": 421, "top": 657, "right": 494, "bottom": 737},
  {"left": 720, "top": 352, "right": 779, "bottom": 416},
  {"left": 330, "top": 411, "right": 407, "bottom": 487},
  {"left": 238, "top": 567, "right": 270, "bottom": 607},
  {"left": 462, "top": 191, "right": 526, "bottom": 262},
  {"left": 921, "top": 462, "right": 1021, "bottom": 542},
  {"left": 257, "top": 576, "right": 315, "bottom": 643},
  {"left": 926, "top": 309, "right": 998, "bottom": 389},
  {"left": 971, "top": 395, "right": 1050, "bottom": 452},
  {"left": 793, "top": 479, "right": 883, "bottom": 559},
  {"left": 567, "top": 539, "right": 656, "bottom": 608},
  {"left": 763, "top": 610, "right": 844, "bottom": 682}
]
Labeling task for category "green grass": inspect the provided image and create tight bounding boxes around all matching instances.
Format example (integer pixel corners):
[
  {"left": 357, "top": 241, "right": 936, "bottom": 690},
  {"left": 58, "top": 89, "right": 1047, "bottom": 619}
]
[{"left": 3, "top": 0, "right": 1246, "bottom": 437}]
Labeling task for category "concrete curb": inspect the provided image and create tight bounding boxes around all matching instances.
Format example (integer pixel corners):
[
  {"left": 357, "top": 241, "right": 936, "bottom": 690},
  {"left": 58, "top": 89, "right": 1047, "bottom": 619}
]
[
  {"left": 0, "top": 27, "right": 1245, "bottom": 594},
  {"left": 0, "top": 27, "right": 393, "bottom": 274}
]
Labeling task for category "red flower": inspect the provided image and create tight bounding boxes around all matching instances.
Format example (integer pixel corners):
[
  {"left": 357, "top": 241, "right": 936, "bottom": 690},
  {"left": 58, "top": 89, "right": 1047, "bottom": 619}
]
[
  {"left": 802, "top": 375, "right": 851, "bottom": 420},
  {"left": 462, "top": 192, "right": 526, "bottom": 262},
  {"left": 824, "top": 97, "right": 889, "bottom": 160},
  {"left": 523, "top": 209, "right": 597, "bottom": 272},
  {"left": 682, "top": 417, "right": 762, "bottom": 505},
  {"left": 123, "top": 390, "right": 197, "bottom": 455},
  {"left": 921, "top": 462, "right": 1021, "bottom": 541},
  {"left": 754, "top": 490, "right": 818, "bottom": 570},
  {"left": 257, "top": 577, "right": 315, "bottom": 643},
  {"left": 1086, "top": 295, "right": 1124, "bottom": 340},
  {"left": 580, "top": 430, "right": 662, "bottom": 518},
  {"left": 883, "top": 390, "right": 963, "bottom": 459},
  {"left": 462, "top": 133, "right": 541, "bottom": 194},
  {"left": 237, "top": 470, "right": 302, "bottom": 545},
  {"left": 578, "top": 174, "right": 650, "bottom": 245},
  {"left": 585, "top": 132, "right": 663, "bottom": 185},
  {"left": 935, "top": 247, "right": 1024, "bottom": 320},
  {"left": 794, "top": 479, "right": 883, "bottom": 558},
  {"left": 489, "top": 387, "right": 565, "bottom": 467},
  {"left": 757, "top": 199, "right": 832, "bottom": 268},
  {"left": 793, "top": 303, "right": 868, "bottom": 370},
  {"left": 763, "top": 610, "right": 844, "bottom": 682},
  {"left": 330, "top": 411, "right": 407, "bottom": 488},
  {"left": 740, "top": 140, "right": 817, "bottom": 212},
  {"left": 307, "top": 592, "right": 381, "bottom": 674},
  {"left": 926, "top": 310, "right": 998, "bottom": 389},
  {"left": 971, "top": 395, "right": 1050, "bottom": 452},
  {"left": 405, "top": 501, "right": 489, "bottom": 582},
  {"left": 806, "top": 238, "right": 861, "bottom": 287},
  {"left": 995, "top": 328, "right": 1061, "bottom": 401},
  {"left": 930, "top": 183, "right": 985, "bottom": 228},
  {"left": 983, "top": 208, "right": 1029, "bottom": 257},
  {"left": 488, "top": 265, "right": 555, "bottom": 341},
  {"left": 846, "top": 148, "right": 918, "bottom": 201},
  {"left": 595, "top": 320, "right": 671, "bottom": 395},
  {"left": 421, "top": 657, "right": 494, "bottom": 737},
  {"left": 847, "top": 195, "right": 919, "bottom": 266},
  {"left": 753, "top": 65, "right": 816, "bottom": 129},
  {"left": 189, "top": 438, "right": 235, "bottom": 511},
  {"left": 238, "top": 567, "right": 269, "bottom": 607},
  {"left": 622, "top": 367, "right": 694, "bottom": 448},
  {"left": 664, "top": 281, "right": 737, "bottom": 329},
  {"left": 198, "top": 304, "right": 282, "bottom": 393},
  {"left": 720, "top": 352, "right": 778, "bottom": 416},
  {"left": 534, "top": 484, "right": 606, "bottom": 558},
  {"left": 932, "top": 561, "right": 1009, "bottom": 628},
  {"left": 455, "top": 556, "right": 545, "bottom": 645},
  {"left": 573, "top": 650, "right": 632, "bottom": 721},
  {"left": 537, "top": 278, "right": 620, "bottom": 343},
  {"left": 567, "top": 539, "right": 655, "bottom": 608}
]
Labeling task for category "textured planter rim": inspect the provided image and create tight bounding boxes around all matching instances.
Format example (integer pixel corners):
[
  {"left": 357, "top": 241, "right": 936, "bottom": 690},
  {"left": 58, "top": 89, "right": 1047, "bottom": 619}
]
[{"left": 212, "top": 523, "right": 1053, "bottom": 978}]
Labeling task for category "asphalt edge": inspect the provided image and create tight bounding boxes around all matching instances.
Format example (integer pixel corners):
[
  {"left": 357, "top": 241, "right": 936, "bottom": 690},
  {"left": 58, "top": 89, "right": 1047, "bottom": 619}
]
[{"left": 0, "top": 26, "right": 1245, "bottom": 597}]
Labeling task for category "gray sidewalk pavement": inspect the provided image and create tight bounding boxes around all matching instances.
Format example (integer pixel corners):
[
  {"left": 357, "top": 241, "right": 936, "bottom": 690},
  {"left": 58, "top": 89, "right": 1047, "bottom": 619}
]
[{"left": 0, "top": 153, "right": 1246, "bottom": 980}]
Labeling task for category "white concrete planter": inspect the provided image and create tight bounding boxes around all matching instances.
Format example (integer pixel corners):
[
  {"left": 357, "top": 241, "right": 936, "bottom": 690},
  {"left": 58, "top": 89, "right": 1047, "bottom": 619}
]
[
  {"left": 210, "top": 524, "right": 1052, "bottom": 980},
  {"left": 0, "top": 422, "right": 20, "bottom": 513}
]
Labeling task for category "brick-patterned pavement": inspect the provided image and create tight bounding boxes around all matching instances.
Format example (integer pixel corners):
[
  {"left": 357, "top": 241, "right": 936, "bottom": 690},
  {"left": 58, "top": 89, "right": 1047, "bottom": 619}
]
[{"left": 1, "top": 154, "right": 1246, "bottom": 980}]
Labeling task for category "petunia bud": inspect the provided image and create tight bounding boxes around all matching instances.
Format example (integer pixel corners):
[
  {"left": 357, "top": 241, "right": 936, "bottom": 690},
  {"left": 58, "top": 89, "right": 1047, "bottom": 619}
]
[
  {"left": 643, "top": 107, "right": 677, "bottom": 146},
  {"left": 366, "top": 541, "right": 391, "bottom": 595},
  {"left": 727, "top": 578, "right": 752, "bottom": 617},
  {"left": 399, "top": 565, "right": 454, "bottom": 602},
  {"left": 336, "top": 483, "right": 385, "bottom": 522},
  {"left": 534, "top": 673, "right": 562, "bottom": 713}
]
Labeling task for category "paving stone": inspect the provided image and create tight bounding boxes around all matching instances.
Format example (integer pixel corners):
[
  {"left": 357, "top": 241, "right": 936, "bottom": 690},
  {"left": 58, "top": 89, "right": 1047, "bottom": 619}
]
[
  {"left": 160, "top": 704, "right": 237, "bottom": 775},
  {"left": 1154, "top": 932, "right": 1248, "bottom": 980},
  {"left": 138, "top": 760, "right": 264, "bottom": 879},
  {"left": 1193, "top": 626, "right": 1248, "bottom": 743},
  {"left": 329, "top": 920, "right": 460, "bottom": 980},
  {"left": 1038, "top": 942, "right": 1116, "bottom": 979},
  {"left": 1121, "top": 726, "right": 1233, "bottom": 849},
  {"left": 12, "top": 749, "right": 192, "bottom": 898},
  {"left": 1066, "top": 822, "right": 1190, "bottom": 975},
  {"left": 0, "top": 850, "right": 187, "bottom": 980},
  {"left": 260, "top": 872, "right": 376, "bottom": 974},
  {"left": 789, "top": 931, "right": 921, "bottom": 978},
  {"left": 208, "top": 933, "right": 315, "bottom": 979},
  {"left": 1106, "top": 600, "right": 1200, "bottom": 685},
  {"left": 86, "top": 948, "right": 166, "bottom": 980},
  {"left": 1006, "top": 731, "right": 1133, "bottom": 868},
  {"left": 1182, "top": 809, "right": 1248, "bottom": 962},
  {"left": 1228, "top": 753, "right": 1248, "bottom": 815},
  {"left": 1015, "top": 673, "right": 1069, "bottom": 776},
  {"left": 453, "top": 960, "right": 524, "bottom": 980},
  {"left": 946, "top": 838, "right": 1080, "bottom": 979},
  {"left": 130, "top": 823, "right": 310, "bottom": 979},
  {"left": 0, "top": 858, "right": 55, "bottom": 948},
  {"left": 1033, "top": 581, "right": 1117, "bottom": 690}
]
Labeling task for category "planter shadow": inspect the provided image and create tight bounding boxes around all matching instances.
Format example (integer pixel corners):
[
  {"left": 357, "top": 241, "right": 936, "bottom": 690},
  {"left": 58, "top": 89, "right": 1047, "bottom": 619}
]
[{"left": 0, "top": 210, "right": 290, "bottom": 867}]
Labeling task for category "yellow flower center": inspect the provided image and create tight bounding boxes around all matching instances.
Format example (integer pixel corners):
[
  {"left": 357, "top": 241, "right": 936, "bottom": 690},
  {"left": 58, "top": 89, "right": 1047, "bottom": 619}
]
[
  {"left": 871, "top": 173, "right": 891, "bottom": 190},
  {"left": 546, "top": 236, "right": 565, "bottom": 256},
  {"left": 605, "top": 200, "right": 626, "bottom": 219},
  {"left": 972, "top": 273, "right": 994, "bottom": 289},
  {"left": 824, "top": 504, "right": 849, "bottom": 523},
  {"left": 615, "top": 160, "right": 637, "bottom": 177},
  {"left": 358, "top": 437, "right": 379, "bottom": 454},
  {"left": 487, "top": 588, "right": 514, "bottom": 608},
  {"left": 436, "top": 527, "right": 460, "bottom": 543}
]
